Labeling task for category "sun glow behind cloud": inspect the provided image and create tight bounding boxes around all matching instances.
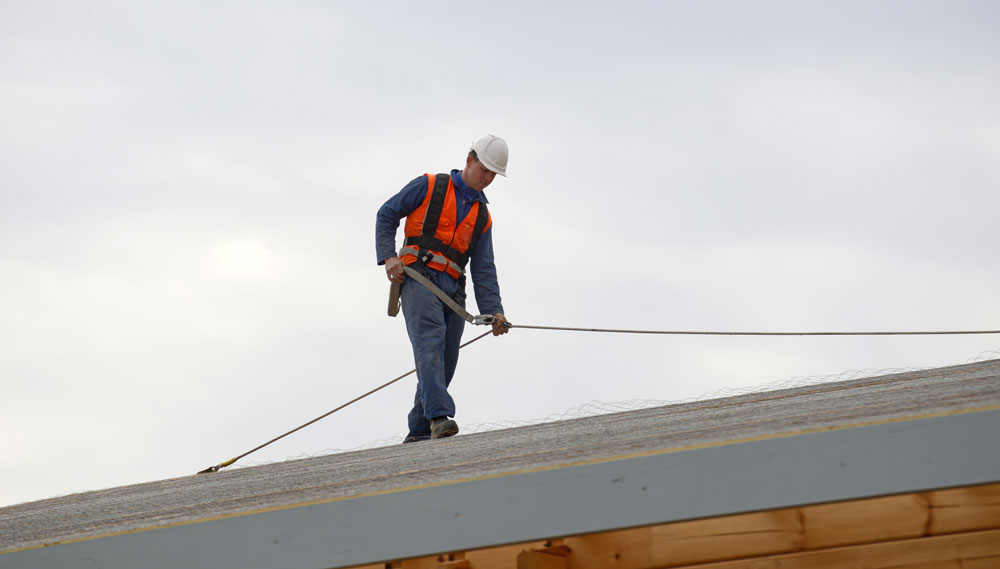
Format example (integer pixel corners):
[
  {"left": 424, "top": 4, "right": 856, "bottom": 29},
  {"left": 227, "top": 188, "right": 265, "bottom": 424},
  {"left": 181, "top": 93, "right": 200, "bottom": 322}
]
[{"left": 206, "top": 239, "right": 278, "bottom": 281}]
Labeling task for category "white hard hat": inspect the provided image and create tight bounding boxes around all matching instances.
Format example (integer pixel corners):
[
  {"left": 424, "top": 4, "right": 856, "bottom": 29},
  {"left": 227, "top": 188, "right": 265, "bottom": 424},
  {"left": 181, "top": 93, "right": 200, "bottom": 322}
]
[{"left": 470, "top": 134, "right": 508, "bottom": 177}]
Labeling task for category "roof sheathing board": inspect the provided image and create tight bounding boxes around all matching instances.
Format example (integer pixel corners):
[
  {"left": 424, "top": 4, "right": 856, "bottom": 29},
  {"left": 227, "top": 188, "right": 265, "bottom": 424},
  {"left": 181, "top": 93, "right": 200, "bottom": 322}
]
[{"left": 2, "top": 359, "right": 1000, "bottom": 569}]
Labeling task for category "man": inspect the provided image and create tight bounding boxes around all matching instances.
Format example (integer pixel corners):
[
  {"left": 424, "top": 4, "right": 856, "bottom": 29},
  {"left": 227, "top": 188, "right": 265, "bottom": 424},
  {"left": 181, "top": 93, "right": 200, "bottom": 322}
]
[{"left": 375, "top": 134, "right": 511, "bottom": 443}]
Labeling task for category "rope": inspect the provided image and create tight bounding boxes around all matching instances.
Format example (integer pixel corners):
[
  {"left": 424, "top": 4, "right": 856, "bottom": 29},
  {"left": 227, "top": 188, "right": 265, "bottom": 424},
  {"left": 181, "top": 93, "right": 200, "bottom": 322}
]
[
  {"left": 197, "top": 322, "right": 1000, "bottom": 474},
  {"left": 508, "top": 325, "right": 1000, "bottom": 336},
  {"left": 197, "top": 330, "right": 494, "bottom": 474}
]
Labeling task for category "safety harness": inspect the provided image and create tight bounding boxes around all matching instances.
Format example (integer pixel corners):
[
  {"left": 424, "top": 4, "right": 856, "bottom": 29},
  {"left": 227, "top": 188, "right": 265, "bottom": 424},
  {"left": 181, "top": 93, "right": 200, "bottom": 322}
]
[{"left": 398, "top": 173, "right": 490, "bottom": 278}]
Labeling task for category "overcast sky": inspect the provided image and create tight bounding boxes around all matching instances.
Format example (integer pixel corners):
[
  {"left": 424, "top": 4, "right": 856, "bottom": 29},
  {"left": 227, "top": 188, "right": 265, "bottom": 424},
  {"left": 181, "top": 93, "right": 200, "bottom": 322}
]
[{"left": 2, "top": 0, "right": 998, "bottom": 508}]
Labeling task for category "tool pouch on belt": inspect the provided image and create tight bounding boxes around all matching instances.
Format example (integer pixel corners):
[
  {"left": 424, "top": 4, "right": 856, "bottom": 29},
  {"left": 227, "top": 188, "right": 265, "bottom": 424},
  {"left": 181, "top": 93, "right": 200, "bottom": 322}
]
[{"left": 387, "top": 282, "right": 401, "bottom": 317}]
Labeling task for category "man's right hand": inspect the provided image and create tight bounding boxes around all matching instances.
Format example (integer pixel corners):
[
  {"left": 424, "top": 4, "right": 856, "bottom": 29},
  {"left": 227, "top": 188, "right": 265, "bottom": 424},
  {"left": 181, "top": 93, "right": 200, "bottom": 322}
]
[{"left": 385, "top": 257, "right": 405, "bottom": 283}]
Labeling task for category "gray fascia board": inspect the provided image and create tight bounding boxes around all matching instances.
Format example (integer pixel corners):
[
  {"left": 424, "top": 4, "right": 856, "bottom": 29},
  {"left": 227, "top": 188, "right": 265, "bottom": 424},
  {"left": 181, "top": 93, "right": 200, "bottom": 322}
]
[{"left": 4, "top": 408, "right": 1000, "bottom": 569}]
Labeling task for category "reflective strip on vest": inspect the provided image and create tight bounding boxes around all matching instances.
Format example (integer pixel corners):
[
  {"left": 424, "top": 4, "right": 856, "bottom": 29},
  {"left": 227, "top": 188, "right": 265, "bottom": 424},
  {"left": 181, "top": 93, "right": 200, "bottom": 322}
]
[{"left": 397, "top": 245, "right": 465, "bottom": 276}]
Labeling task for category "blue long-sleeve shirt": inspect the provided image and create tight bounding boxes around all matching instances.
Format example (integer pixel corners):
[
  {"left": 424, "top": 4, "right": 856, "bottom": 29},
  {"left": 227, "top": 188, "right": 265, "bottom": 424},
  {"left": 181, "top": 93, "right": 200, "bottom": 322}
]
[{"left": 376, "top": 169, "right": 504, "bottom": 316}]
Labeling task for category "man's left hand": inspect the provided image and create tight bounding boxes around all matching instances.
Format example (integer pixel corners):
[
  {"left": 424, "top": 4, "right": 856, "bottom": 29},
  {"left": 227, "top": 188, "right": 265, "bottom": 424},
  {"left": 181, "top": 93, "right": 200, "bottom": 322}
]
[{"left": 491, "top": 313, "right": 509, "bottom": 336}]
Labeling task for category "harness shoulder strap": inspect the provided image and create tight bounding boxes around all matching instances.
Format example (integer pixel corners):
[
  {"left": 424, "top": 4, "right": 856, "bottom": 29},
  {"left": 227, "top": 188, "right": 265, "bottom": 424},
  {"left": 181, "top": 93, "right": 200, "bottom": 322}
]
[
  {"left": 421, "top": 174, "right": 450, "bottom": 239},
  {"left": 416, "top": 173, "right": 451, "bottom": 263},
  {"left": 457, "top": 202, "right": 490, "bottom": 268}
]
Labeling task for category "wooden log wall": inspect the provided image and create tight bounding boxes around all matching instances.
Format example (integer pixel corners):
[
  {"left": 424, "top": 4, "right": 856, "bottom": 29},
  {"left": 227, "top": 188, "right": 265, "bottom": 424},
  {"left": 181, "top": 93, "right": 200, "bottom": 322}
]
[{"left": 347, "top": 482, "right": 1000, "bottom": 569}]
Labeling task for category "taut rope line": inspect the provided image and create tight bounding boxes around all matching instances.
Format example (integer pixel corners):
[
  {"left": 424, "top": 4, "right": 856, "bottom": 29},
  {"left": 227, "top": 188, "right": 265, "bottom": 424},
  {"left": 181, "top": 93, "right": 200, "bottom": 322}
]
[
  {"left": 197, "top": 330, "right": 494, "bottom": 474},
  {"left": 508, "top": 325, "right": 1000, "bottom": 336},
  {"left": 198, "top": 324, "right": 999, "bottom": 474}
]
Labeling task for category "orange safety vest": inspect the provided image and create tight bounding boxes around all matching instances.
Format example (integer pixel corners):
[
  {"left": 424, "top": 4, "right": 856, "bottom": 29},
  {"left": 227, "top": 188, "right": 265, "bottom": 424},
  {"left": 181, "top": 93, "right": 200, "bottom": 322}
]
[{"left": 398, "top": 173, "right": 492, "bottom": 279}]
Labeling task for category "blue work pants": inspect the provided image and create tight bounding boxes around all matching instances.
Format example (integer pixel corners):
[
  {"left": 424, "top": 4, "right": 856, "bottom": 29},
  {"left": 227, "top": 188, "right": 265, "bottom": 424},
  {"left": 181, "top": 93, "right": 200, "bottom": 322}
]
[{"left": 400, "top": 272, "right": 466, "bottom": 438}]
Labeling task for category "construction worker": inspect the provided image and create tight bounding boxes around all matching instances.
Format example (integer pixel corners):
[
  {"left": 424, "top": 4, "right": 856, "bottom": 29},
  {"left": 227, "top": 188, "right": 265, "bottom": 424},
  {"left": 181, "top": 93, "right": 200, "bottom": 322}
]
[{"left": 375, "top": 134, "right": 511, "bottom": 442}]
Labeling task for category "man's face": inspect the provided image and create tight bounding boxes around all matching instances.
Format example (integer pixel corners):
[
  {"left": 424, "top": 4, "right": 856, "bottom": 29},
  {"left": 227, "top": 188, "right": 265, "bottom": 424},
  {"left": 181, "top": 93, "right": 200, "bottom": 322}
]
[{"left": 464, "top": 155, "right": 497, "bottom": 191}]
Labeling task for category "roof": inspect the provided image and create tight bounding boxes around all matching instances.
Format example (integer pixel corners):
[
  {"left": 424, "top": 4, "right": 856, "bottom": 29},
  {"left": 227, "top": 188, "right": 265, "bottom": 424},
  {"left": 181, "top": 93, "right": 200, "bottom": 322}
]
[{"left": 2, "top": 358, "right": 999, "bottom": 568}]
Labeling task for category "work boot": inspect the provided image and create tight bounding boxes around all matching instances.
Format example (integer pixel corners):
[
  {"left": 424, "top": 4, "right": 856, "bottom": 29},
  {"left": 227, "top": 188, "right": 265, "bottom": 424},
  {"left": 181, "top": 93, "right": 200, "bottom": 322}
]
[
  {"left": 402, "top": 434, "right": 428, "bottom": 444},
  {"left": 430, "top": 417, "right": 459, "bottom": 439}
]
